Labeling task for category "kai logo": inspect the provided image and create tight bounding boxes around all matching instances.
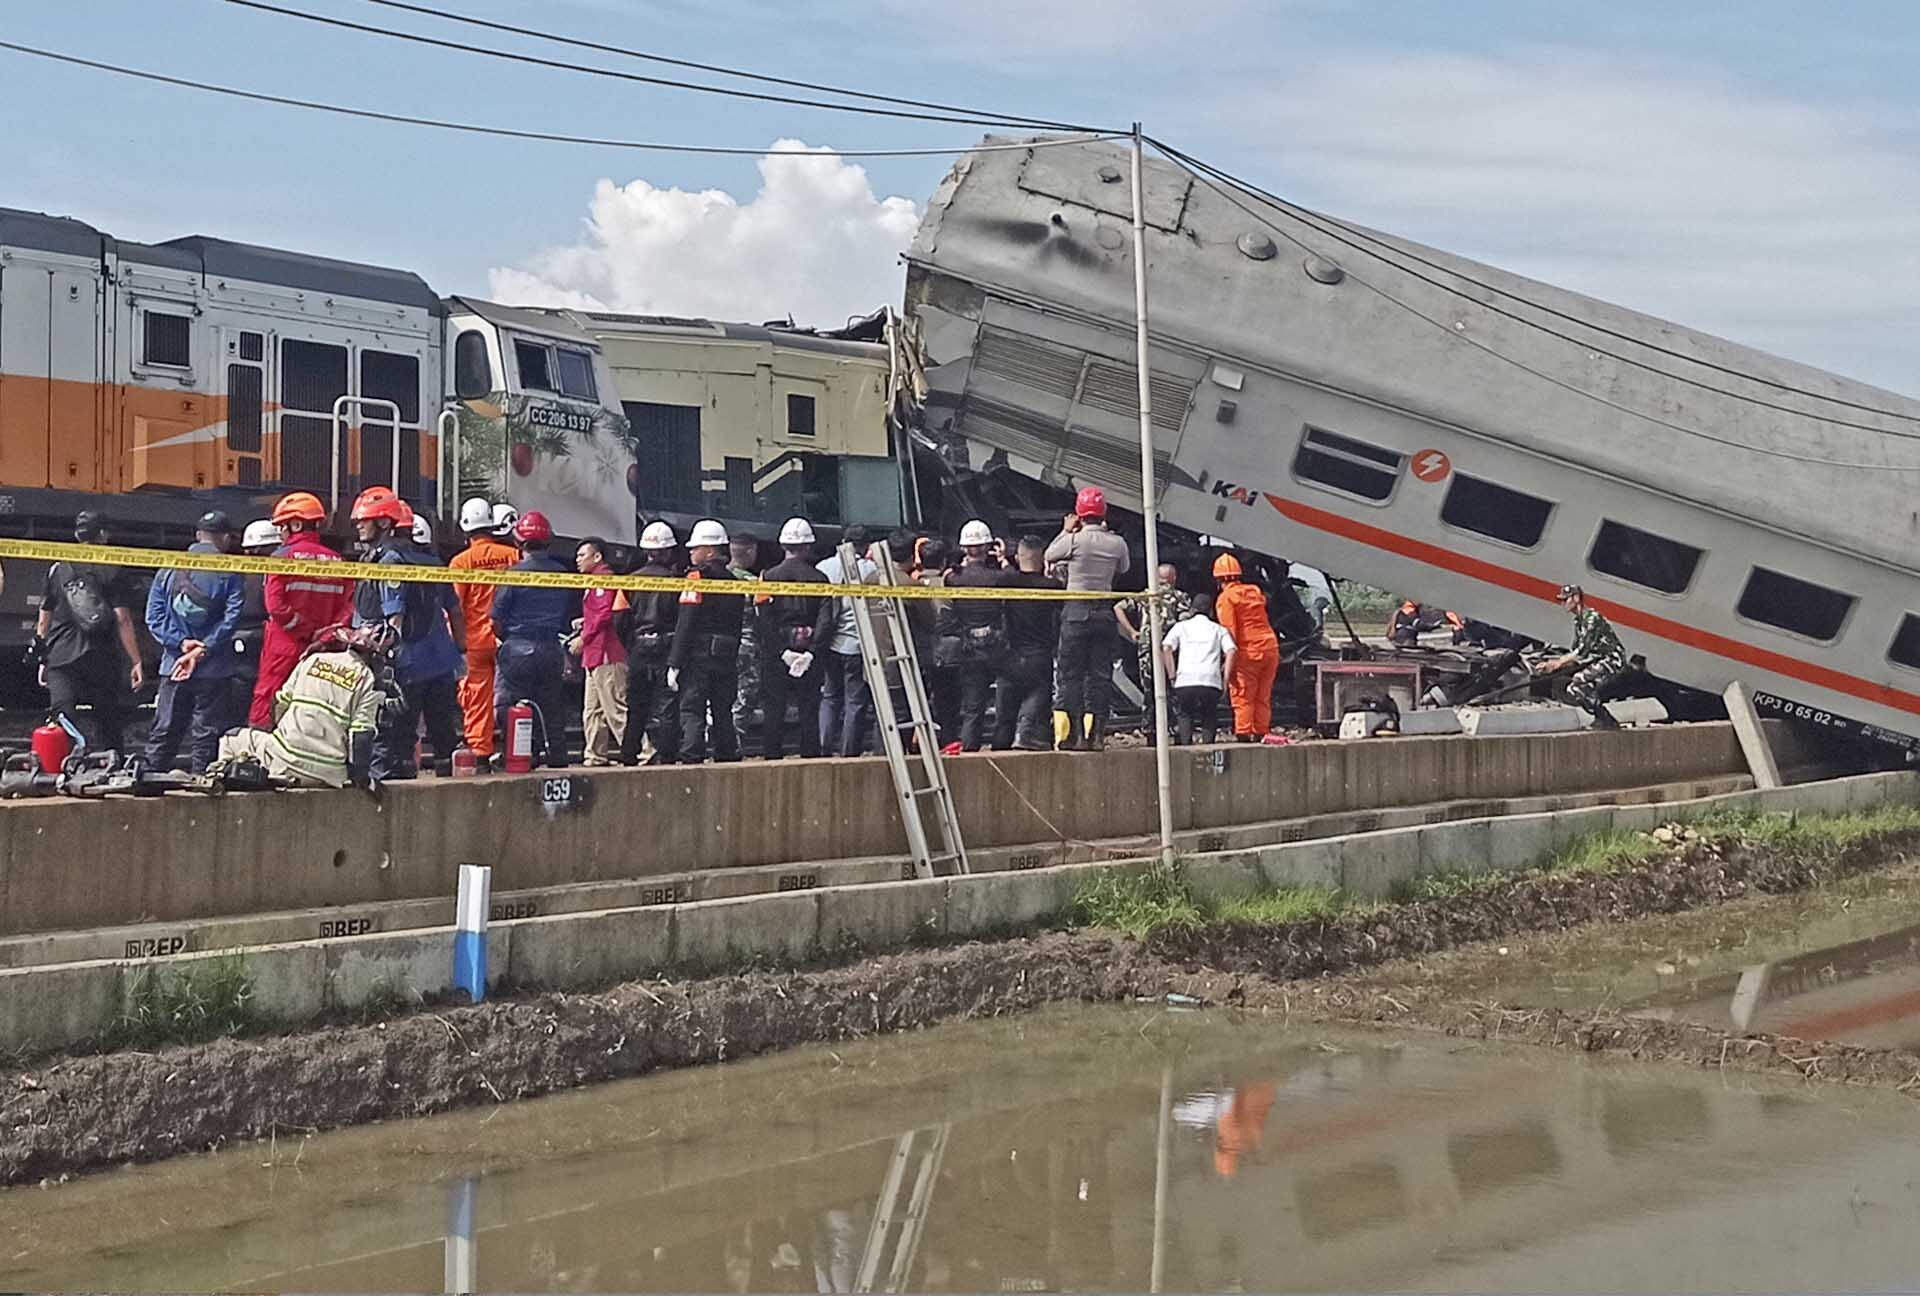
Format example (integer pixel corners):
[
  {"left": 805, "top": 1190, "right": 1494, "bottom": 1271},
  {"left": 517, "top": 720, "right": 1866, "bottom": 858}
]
[{"left": 1209, "top": 479, "right": 1259, "bottom": 507}]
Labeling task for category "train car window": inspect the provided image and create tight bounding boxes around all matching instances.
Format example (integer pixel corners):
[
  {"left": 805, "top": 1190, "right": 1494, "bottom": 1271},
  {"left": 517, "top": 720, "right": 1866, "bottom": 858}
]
[
  {"left": 1587, "top": 519, "right": 1701, "bottom": 594},
  {"left": 554, "top": 347, "right": 597, "bottom": 401},
  {"left": 226, "top": 365, "right": 262, "bottom": 453},
  {"left": 514, "top": 340, "right": 553, "bottom": 392},
  {"left": 454, "top": 330, "right": 493, "bottom": 399},
  {"left": 1292, "top": 426, "right": 1400, "bottom": 502},
  {"left": 1889, "top": 614, "right": 1920, "bottom": 671},
  {"left": 360, "top": 351, "right": 421, "bottom": 423},
  {"left": 143, "top": 312, "right": 191, "bottom": 368},
  {"left": 1440, "top": 474, "right": 1552, "bottom": 547},
  {"left": 1737, "top": 567, "right": 1854, "bottom": 641},
  {"left": 787, "top": 393, "right": 818, "bottom": 438}
]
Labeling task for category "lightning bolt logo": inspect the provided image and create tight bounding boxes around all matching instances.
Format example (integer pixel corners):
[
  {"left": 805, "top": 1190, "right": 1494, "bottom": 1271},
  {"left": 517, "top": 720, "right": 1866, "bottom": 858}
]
[{"left": 1411, "top": 449, "right": 1451, "bottom": 482}]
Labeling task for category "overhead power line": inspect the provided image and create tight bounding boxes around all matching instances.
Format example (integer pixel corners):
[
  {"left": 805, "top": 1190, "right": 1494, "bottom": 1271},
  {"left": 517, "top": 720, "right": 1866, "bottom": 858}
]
[
  {"left": 0, "top": 40, "right": 1117, "bottom": 157},
  {"left": 1149, "top": 139, "right": 1920, "bottom": 471},
  {"left": 221, "top": 0, "right": 1112, "bottom": 133},
  {"left": 351, "top": 0, "right": 1070, "bottom": 132},
  {"left": 1147, "top": 136, "right": 1920, "bottom": 436}
]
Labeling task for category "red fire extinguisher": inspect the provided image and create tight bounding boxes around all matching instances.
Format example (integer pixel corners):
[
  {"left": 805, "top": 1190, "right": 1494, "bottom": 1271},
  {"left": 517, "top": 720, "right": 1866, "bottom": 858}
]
[
  {"left": 504, "top": 700, "right": 536, "bottom": 774},
  {"left": 450, "top": 746, "right": 478, "bottom": 778},
  {"left": 31, "top": 719, "right": 73, "bottom": 774}
]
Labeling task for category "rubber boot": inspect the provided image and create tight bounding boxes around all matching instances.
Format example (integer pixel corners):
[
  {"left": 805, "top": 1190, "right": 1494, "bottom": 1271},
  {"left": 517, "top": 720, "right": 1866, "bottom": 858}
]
[{"left": 1086, "top": 716, "right": 1107, "bottom": 753}]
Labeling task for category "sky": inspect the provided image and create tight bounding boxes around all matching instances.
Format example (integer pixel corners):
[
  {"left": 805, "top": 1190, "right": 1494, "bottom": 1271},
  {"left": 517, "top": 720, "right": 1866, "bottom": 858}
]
[{"left": 5, "top": 0, "right": 1918, "bottom": 391}]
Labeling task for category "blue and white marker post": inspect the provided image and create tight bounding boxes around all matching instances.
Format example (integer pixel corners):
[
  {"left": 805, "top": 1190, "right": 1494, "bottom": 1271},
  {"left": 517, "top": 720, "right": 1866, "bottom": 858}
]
[
  {"left": 453, "top": 864, "right": 491, "bottom": 1003},
  {"left": 444, "top": 1173, "right": 477, "bottom": 1294}
]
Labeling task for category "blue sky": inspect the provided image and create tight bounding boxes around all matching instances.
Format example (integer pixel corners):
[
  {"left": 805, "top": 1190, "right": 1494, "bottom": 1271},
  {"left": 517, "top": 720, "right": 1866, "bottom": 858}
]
[{"left": 6, "top": 0, "right": 1918, "bottom": 390}]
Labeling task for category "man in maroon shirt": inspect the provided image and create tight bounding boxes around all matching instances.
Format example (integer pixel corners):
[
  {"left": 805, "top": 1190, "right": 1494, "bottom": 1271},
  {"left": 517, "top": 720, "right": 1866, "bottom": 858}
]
[{"left": 573, "top": 536, "right": 628, "bottom": 765}]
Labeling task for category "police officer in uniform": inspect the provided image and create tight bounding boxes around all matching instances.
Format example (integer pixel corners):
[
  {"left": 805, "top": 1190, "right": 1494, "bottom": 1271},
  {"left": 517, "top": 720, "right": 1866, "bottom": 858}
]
[
  {"left": 618, "top": 521, "right": 683, "bottom": 766},
  {"left": 755, "top": 517, "right": 835, "bottom": 759},
  {"left": 668, "top": 518, "right": 745, "bottom": 763}
]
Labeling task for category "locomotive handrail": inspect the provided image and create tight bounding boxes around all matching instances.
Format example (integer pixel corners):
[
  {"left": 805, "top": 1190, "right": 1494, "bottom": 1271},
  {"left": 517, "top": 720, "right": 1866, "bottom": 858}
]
[
  {"left": 436, "top": 407, "right": 459, "bottom": 521},
  {"left": 328, "top": 395, "right": 403, "bottom": 510}
]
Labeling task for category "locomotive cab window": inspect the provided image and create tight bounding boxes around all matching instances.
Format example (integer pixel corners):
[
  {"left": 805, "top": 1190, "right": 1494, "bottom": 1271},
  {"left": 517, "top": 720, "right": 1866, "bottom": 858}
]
[
  {"left": 554, "top": 347, "right": 597, "bottom": 401},
  {"left": 1737, "top": 566, "right": 1855, "bottom": 642},
  {"left": 1292, "top": 426, "right": 1401, "bottom": 502},
  {"left": 513, "top": 340, "right": 552, "bottom": 392},
  {"left": 454, "top": 329, "right": 494, "bottom": 399},
  {"left": 513, "top": 338, "right": 597, "bottom": 401},
  {"left": 143, "top": 311, "right": 191, "bottom": 369},
  {"left": 1587, "top": 519, "right": 1702, "bottom": 595},
  {"left": 1889, "top": 614, "right": 1920, "bottom": 672},
  {"left": 1440, "top": 474, "right": 1552, "bottom": 548}
]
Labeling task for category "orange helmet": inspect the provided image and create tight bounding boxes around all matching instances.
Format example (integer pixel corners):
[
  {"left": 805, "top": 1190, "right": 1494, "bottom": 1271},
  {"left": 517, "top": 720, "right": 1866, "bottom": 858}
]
[
  {"left": 271, "top": 491, "right": 326, "bottom": 525},
  {"left": 350, "top": 485, "right": 408, "bottom": 524},
  {"left": 1212, "top": 553, "right": 1243, "bottom": 579}
]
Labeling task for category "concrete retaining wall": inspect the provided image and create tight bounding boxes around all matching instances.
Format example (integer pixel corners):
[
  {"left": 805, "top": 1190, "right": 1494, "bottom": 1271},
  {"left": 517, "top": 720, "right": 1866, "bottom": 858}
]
[
  {"left": 0, "top": 723, "right": 1770, "bottom": 937},
  {"left": 2, "top": 769, "right": 1907, "bottom": 1056}
]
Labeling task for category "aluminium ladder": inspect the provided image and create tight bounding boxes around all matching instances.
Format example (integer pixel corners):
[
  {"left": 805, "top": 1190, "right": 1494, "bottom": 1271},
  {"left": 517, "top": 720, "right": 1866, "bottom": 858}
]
[
  {"left": 836, "top": 542, "right": 969, "bottom": 879},
  {"left": 853, "top": 1122, "right": 952, "bottom": 1293}
]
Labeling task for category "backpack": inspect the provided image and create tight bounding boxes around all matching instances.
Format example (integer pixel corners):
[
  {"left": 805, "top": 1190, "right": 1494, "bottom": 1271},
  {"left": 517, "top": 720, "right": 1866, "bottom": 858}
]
[{"left": 54, "top": 563, "right": 116, "bottom": 638}]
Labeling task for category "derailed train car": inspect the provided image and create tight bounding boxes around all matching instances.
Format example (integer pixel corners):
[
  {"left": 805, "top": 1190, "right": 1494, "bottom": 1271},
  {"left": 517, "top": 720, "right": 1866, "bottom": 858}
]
[
  {"left": 905, "top": 136, "right": 1920, "bottom": 756},
  {"left": 0, "top": 207, "right": 632, "bottom": 652}
]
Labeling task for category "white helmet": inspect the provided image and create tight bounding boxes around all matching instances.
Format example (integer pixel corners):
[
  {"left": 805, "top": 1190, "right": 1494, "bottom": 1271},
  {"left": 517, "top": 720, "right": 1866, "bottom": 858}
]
[
  {"left": 959, "top": 519, "right": 994, "bottom": 547},
  {"left": 241, "top": 519, "right": 282, "bottom": 550},
  {"left": 491, "top": 503, "right": 518, "bottom": 537},
  {"left": 410, "top": 514, "right": 434, "bottom": 547},
  {"left": 639, "top": 520, "right": 678, "bottom": 550},
  {"left": 459, "top": 496, "right": 494, "bottom": 533},
  {"left": 779, "top": 516, "right": 816, "bottom": 546},
  {"left": 689, "top": 518, "right": 730, "bottom": 548}
]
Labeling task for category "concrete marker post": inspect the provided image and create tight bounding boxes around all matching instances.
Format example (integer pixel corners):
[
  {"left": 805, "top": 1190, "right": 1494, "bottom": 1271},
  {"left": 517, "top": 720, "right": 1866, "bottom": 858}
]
[
  {"left": 454, "top": 863, "right": 491, "bottom": 1003},
  {"left": 1723, "top": 681, "right": 1783, "bottom": 790},
  {"left": 444, "top": 1173, "right": 477, "bottom": 1294}
]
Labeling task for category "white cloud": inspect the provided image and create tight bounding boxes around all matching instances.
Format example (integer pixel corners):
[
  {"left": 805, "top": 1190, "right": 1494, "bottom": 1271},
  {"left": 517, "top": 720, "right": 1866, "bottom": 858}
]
[
  {"left": 1211, "top": 52, "right": 1920, "bottom": 392},
  {"left": 488, "top": 141, "right": 920, "bottom": 328}
]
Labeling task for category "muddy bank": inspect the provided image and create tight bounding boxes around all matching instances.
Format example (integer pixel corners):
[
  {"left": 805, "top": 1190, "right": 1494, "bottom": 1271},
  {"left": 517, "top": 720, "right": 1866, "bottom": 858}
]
[
  {"left": 6, "top": 824, "right": 1920, "bottom": 1186},
  {"left": 1154, "top": 826, "right": 1920, "bottom": 978}
]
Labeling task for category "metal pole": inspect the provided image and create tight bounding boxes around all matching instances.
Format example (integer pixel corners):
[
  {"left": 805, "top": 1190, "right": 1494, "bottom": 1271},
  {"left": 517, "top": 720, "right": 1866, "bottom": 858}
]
[
  {"left": 1131, "top": 122, "right": 1177, "bottom": 868},
  {"left": 1149, "top": 1064, "right": 1173, "bottom": 1292}
]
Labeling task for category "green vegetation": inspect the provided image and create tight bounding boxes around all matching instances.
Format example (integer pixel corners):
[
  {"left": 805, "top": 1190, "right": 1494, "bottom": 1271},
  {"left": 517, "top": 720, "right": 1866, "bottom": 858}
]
[
  {"left": 1334, "top": 581, "right": 1398, "bottom": 616},
  {"left": 1066, "top": 807, "right": 1920, "bottom": 941},
  {"left": 116, "top": 956, "right": 254, "bottom": 1047}
]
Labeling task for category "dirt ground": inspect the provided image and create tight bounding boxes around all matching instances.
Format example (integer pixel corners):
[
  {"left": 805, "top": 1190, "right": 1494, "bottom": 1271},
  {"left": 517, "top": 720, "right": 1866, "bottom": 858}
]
[{"left": 5, "top": 826, "right": 1920, "bottom": 1186}]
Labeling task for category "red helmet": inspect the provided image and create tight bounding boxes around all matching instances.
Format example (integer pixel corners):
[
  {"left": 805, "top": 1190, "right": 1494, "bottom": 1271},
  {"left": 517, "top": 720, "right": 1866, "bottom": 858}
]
[
  {"left": 513, "top": 510, "right": 553, "bottom": 543},
  {"left": 1074, "top": 486, "right": 1107, "bottom": 519},
  {"left": 350, "top": 485, "right": 408, "bottom": 524}
]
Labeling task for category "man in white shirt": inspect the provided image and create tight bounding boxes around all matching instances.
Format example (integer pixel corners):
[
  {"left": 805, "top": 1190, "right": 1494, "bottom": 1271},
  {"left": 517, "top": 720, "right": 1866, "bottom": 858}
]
[
  {"left": 815, "top": 525, "right": 879, "bottom": 756},
  {"left": 1161, "top": 596, "right": 1237, "bottom": 745}
]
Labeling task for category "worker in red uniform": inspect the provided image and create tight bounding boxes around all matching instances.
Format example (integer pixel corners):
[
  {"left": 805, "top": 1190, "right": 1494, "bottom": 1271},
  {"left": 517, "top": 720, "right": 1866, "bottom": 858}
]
[
  {"left": 249, "top": 491, "right": 355, "bottom": 729},
  {"left": 447, "top": 497, "right": 519, "bottom": 757},
  {"left": 1213, "top": 553, "right": 1279, "bottom": 740}
]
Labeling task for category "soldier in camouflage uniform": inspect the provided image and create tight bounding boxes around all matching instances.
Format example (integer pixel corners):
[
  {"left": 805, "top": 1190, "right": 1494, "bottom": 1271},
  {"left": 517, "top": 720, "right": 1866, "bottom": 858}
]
[
  {"left": 1116, "top": 563, "right": 1194, "bottom": 739},
  {"left": 729, "top": 534, "right": 761, "bottom": 742},
  {"left": 1539, "top": 583, "right": 1627, "bottom": 728}
]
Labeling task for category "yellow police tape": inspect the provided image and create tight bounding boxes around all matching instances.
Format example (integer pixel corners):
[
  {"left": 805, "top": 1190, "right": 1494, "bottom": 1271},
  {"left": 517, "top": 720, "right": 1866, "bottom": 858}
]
[{"left": 0, "top": 537, "right": 1130, "bottom": 602}]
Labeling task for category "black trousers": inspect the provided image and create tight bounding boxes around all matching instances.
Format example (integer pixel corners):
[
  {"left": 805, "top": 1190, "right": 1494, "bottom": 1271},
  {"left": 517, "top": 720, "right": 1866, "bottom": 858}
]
[
  {"left": 620, "top": 657, "right": 679, "bottom": 765},
  {"left": 678, "top": 656, "right": 741, "bottom": 763},
  {"left": 954, "top": 661, "right": 996, "bottom": 751},
  {"left": 1174, "top": 684, "right": 1223, "bottom": 745},
  {"left": 1056, "top": 616, "right": 1119, "bottom": 731},
  {"left": 758, "top": 648, "right": 824, "bottom": 759},
  {"left": 376, "top": 672, "right": 461, "bottom": 779},
  {"left": 46, "top": 650, "right": 134, "bottom": 753},
  {"left": 993, "top": 651, "right": 1054, "bottom": 750},
  {"left": 496, "top": 637, "right": 570, "bottom": 768},
  {"left": 146, "top": 673, "right": 233, "bottom": 773}
]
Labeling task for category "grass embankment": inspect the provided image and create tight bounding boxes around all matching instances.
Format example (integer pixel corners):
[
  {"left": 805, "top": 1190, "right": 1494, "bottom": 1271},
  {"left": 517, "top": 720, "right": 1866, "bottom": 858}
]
[{"left": 1068, "top": 805, "right": 1920, "bottom": 941}]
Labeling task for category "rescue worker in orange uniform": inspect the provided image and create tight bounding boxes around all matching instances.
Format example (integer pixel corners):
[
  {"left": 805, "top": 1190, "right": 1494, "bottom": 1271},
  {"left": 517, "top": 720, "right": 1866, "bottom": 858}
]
[
  {"left": 1213, "top": 553, "right": 1280, "bottom": 740},
  {"left": 447, "top": 497, "right": 519, "bottom": 756},
  {"left": 250, "top": 491, "right": 354, "bottom": 728}
]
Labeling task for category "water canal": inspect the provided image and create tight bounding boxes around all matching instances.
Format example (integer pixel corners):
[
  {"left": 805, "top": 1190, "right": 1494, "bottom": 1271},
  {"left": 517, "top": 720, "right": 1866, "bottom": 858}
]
[{"left": 8, "top": 998, "right": 1920, "bottom": 1292}]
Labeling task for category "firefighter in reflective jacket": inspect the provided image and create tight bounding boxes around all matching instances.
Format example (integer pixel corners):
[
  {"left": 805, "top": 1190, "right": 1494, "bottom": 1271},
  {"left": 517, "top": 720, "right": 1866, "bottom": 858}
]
[
  {"left": 668, "top": 518, "right": 745, "bottom": 764},
  {"left": 217, "top": 623, "right": 388, "bottom": 789},
  {"left": 249, "top": 491, "right": 354, "bottom": 729},
  {"left": 1213, "top": 553, "right": 1280, "bottom": 740}
]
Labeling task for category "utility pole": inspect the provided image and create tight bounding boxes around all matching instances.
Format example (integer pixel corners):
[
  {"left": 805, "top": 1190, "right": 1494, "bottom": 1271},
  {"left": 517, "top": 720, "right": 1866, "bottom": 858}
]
[{"left": 1132, "top": 122, "right": 1176, "bottom": 868}]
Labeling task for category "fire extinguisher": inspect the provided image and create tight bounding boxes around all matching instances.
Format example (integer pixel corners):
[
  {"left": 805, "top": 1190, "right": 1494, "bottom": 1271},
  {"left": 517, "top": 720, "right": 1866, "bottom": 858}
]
[
  {"left": 504, "top": 700, "right": 536, "bottom": 774},
  {"left": 31, "top": 717, "right": 74, "bottom": 774},
  {"left": 450, "top": 746, "right": 478, "bottom": 778}
]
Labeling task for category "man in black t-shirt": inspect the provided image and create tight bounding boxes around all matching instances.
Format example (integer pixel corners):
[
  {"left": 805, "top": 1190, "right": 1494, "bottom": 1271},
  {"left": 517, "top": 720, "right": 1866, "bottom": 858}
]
[
  {"left": 993, "top": 534, "right": 1063, "bottom": 751},
  {"left": 34, "top": 511, "right": 145, "bottom": 752}
]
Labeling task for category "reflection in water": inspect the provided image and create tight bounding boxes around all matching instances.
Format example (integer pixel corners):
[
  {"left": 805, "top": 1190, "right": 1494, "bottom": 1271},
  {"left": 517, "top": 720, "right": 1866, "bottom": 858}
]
[
  {"left": 1632, "top": 921, "right": 1920, "bottom": 1049},
  {"left": 10, "top": 1005, "right": 1920, "bottom": 1293}
]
